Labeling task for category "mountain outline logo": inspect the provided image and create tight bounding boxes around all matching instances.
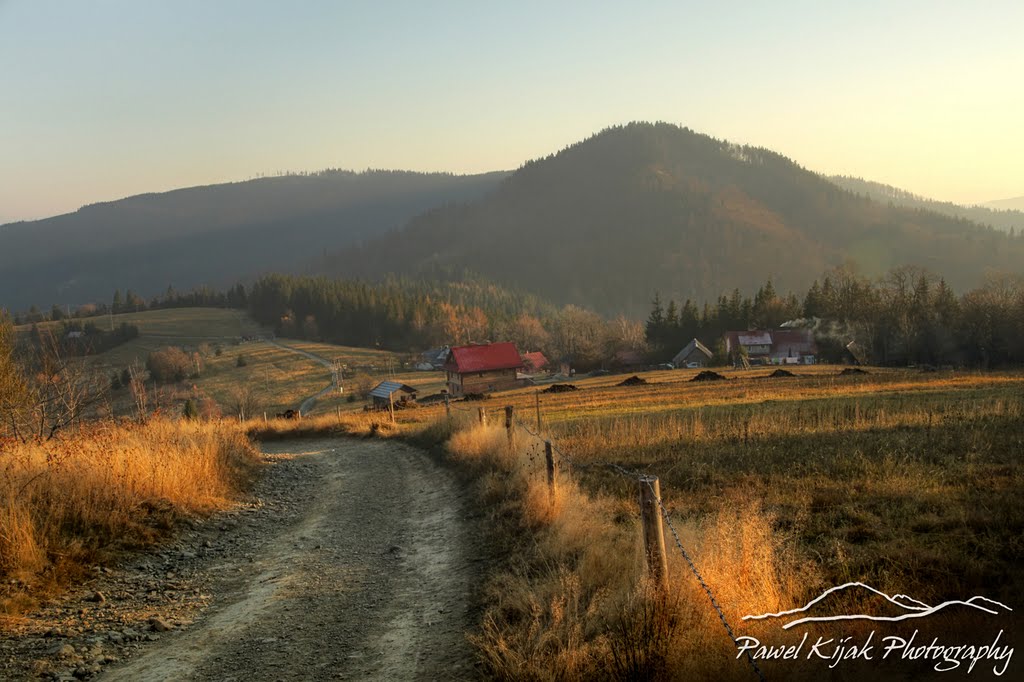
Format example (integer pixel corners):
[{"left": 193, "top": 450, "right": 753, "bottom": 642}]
[{"left": 743, "top": 581, "right": 1013, "bottom": 630}]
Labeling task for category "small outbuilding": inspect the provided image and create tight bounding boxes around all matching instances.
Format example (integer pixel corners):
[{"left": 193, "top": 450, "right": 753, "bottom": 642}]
[
  {"left": 369, "top": 381, "right": 418, "bottom": 409},
  {"left": 672, "top": 338, "right": 714, "bottom": 368},
  {"left": 521, "top": 351, "right": 549, "bottom": 373}
]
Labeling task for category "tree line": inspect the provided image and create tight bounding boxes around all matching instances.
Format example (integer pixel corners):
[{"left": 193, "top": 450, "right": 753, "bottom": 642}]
[{"left": 645, "top": 265, "right": 1024, "bottom": 367}]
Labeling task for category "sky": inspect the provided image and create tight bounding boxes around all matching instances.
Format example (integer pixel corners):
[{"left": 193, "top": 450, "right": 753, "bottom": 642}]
[{"left": 1, "top": 0, "right": 1022, "bottom": 224}]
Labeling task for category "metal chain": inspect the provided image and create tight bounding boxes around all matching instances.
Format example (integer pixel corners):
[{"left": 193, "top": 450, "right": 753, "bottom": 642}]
[
  {"left": 455, "top": 406, "right": 764, "bottom": 679},
  {"left": 648, "top": 481, "right": 765, "bottom": 682}
]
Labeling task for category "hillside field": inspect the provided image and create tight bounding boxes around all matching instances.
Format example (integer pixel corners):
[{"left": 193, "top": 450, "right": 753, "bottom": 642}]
[
  {"left": 17, "top": 308, "right": 446, "bottom": 417},
  {"left": 315, "top": 363, "right": 1023, "bottom": 678}
]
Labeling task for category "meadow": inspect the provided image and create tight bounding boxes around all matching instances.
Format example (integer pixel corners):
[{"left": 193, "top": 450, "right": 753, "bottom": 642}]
[
  {"left": 19, "top": 308, "right": 446, "bottom": 418},
  {"left": 289, "top": 364, "right": 1023, "bottom": 679},
  {"left": 7, "top": 308, "right": 1020, "bottom": 677}
]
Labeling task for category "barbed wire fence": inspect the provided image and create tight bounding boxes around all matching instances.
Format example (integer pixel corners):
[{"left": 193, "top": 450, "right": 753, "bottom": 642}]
[{"left": 434, "top": 396, "right": 764, "bottom": 681}]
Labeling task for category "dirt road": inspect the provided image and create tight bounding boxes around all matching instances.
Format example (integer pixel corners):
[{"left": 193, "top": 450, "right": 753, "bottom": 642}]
[
  {"left": 1, "top": 438, "right": 481, "bottom": 681},
  {"left": 265, "top": 341, "right": 338, "bottom": 415}
]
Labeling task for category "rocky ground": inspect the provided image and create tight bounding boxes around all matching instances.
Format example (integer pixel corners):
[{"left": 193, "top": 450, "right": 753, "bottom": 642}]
[{"left": 0, "top": 438, "right": 484, "bottom": 681}]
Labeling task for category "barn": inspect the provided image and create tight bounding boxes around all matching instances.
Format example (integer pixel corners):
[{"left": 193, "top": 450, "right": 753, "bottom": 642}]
[
  {"left": 672, "top": 338, "right": 713, "bottom": 368},
  {"left": 369, "top": 381, "right": 418, "bottom": 409},
  {"left": 444, "top": 342, "right": 524, "bottom": 396}
]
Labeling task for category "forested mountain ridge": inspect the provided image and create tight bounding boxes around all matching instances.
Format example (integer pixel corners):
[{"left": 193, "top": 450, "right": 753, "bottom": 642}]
[
  {"left": 829, "top": 176, "right": 1024, "bottom": 234},
  {"left": 0, "top": 170, "right": 507, "bottom": 311},
  {"left": 327, "top": 122, "right": 1024, "bottom": 316}
]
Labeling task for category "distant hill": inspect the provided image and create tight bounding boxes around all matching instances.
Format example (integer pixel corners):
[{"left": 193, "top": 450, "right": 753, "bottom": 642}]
[
  {"left": 327, "top": 122, "right": 1024, "bottom": 316},
  {"left": 0, "top": 170, "right": 507, "bottom": 311},
  {"left": 984, "top": 196, "right": 1024, "bottom": 212},
  {"left": 830, "top": 176, "right": 1024, "bottom": 233}
]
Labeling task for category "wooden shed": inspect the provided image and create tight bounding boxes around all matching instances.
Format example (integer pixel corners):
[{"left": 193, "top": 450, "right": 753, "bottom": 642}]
[
  {"left": 672, "top": 338, "right": 713, "bottom": 368},
  {"left": 444, "top": 342, "right": 524, "bottom": 396},
  {"left": 369, "top": 381, "right": 418, "bottom": 409}
]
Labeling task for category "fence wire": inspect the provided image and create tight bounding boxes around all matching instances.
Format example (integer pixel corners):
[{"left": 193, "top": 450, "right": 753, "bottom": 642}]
[
  {"left": 433, "top": 396, "right": 763, "bottom": 677},
  {"left": 462, "top": 407, "right": 764, "bottom": 679},
  {"left": 647, "top": 480, "right": 766, "bottom": 682}
]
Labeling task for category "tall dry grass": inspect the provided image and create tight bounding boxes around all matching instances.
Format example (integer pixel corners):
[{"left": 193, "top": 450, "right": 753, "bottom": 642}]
[
  {"left": 0, "top": 418, "right": 260, "bottom": 615},
  {"left": 424, "top": 373, "right": 1024, "bottom": 679},
  {"left": 447, "top": 421, "right": 806, "bottom": 680}
]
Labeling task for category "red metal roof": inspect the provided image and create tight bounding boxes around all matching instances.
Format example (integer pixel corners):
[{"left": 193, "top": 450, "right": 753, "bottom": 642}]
[
  {"left": 444, "top": 342, "right": 524, "bottom": 373},
  {"left": 521, "top": 351, "right": 548, "bottom": 371}
]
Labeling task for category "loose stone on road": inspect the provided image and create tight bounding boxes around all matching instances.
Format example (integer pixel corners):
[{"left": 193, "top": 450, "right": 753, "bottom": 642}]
[{"left": 92, "top": 438, "right": 480, "bottom": 680}]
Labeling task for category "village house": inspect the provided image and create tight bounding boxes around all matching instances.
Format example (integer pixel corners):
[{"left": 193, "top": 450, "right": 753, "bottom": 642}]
[
  {"left": 443, "top": 342, "right": 523, "bottom": 396},
  {"left": 724, "top": 329, "right": 817, "bottom": 365},
  {"left": 671, "top": 338, "right": 713, "bottom": 368},
  {"left": 369, "top": 381, "right": 418, "bottom": 409}
]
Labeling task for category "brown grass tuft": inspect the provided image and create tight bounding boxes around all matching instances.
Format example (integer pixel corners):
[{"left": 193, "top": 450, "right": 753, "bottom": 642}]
[{"left": 0, "top": 418, "right": 260, "bottom": 615}]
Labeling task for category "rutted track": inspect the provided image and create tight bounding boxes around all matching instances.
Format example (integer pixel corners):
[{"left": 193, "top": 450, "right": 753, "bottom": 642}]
[
  {"left": 0, "top": 438, "right": 481, "bottom": 681},
  {"left": 104, "top": 438, "right": 478, "bottom": 681}
]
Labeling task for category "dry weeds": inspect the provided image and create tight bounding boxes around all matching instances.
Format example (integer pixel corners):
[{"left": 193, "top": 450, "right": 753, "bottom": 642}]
[{"left": 0, "top": 418, "right": 260, "bottom": 616}]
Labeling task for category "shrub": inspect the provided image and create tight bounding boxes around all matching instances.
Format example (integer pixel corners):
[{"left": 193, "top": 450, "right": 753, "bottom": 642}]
[
  {"left": 236, "top": 354, "right": 248, "bottom": 368},
  {"left": 146, "top": 347, "right": 191, "bottom": 383}
]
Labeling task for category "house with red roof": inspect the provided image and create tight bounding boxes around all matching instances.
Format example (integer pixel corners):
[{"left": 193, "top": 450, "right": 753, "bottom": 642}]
[{"left": 443, "top": 342, "right": 524, "bottom": 396}]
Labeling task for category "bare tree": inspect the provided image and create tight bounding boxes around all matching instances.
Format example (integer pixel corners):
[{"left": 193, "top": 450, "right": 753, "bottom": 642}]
[
  {"left": 227, "top": 385, "right": 261, "bottom": 420},
  {"left": 3, "top": 326, "right": 108, "bottom": 442}
]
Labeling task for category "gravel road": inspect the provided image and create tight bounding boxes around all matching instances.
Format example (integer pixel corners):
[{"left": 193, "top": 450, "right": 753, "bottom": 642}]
[{"left": 0, "top": 438, "right": 482, "bottom": 681}]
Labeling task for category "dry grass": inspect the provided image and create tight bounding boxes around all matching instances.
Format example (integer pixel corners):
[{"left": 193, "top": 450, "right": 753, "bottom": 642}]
[
  {"left": 440, "top": 420, "right": 802, "bottom": 680},
  {"left": 0, "top": 418, "right": 260, "bottom": 617},
  {"left": 345, "top": 366, "right": 1023, "bottom": 679}
]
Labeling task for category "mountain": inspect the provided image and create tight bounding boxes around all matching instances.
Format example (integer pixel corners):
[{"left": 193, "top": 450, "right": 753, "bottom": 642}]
[
  {"left": 326, "top": 123, "right": 1024, "bottom": 316},
  {"left": 830, "top": 176, "right": 1024, "bottom": 233},
  {"left": 0, "top": 170, "right": 507, "bottom": 311},
  {"left": 985, "top": 196, "right": 1024, "bottom": 212}
]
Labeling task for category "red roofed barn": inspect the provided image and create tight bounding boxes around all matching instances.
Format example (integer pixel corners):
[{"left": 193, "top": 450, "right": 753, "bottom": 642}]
[{"left": 444, "top": 342, "right": 524, "bottom": 396}]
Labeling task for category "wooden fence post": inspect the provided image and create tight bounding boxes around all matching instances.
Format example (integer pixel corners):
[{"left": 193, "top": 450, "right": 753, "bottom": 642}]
[
  {"left": 639, "top": 475, "right": 669, "bottom": 591},
  {"left": 478, "top": 407, "right": 487, "bottom": 425},
  {"left": 535, "top": 391, "right": 542, "bottom": 432},
  {"left": 545, "top": 440, "right": 555, "bottom": 501},
  {"left": 444, "top": 392, "right": 451, "bottom": 428},
  {"left": 505, "top": 405, "right": 514, "bottom": 448},
  {"left": 389, "top": 390, "right": 395, "bottom": 424}
]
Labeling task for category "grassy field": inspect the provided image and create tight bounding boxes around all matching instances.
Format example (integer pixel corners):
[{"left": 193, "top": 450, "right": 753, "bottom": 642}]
[
  {"left": 19, "top": 308, "right": 446, "bottom": 418},
  {"left": 13, "top": 308, "right": 1020, "bottom": 677},
  {"left": 300, "top": 364, "right": 1023, "bottom": 679}
]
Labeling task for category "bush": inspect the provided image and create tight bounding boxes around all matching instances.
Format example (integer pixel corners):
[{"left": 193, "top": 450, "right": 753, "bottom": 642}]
[
  {"left": 146, "top": 347, "right": 191, "bottom": 383},
  {"left": 236, "top": 354, "right": 248, "bottom": 368},
  {"left": 182, "top": 398, "right": 199, "bottom": 420}
]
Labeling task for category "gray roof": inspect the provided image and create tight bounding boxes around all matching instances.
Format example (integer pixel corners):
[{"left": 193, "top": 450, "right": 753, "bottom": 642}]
[
  {"left": 672, "top": 338, "right": 713, "bottom": 365},
  {"left": 369, "top": 381, "right": 418, "bottom": 399}
]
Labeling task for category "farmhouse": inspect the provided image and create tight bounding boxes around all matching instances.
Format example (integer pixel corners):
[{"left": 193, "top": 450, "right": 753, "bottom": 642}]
[
  {"left": 671, "top": 338, "right": 713, "bottom": 368},
  {"left": 444, "top": 342, "right": 523, "bottom": 396},
  {"left": 369, "top": 381, "right": 418, "bottom": 409},
  {"left": 724, "top": 329, "right": 817, "bottom": 365}
]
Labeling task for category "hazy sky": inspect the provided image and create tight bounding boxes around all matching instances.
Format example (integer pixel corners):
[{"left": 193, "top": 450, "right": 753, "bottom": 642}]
[{"left": 1, "top": 0, "right": 1021, "bottom": 223}]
